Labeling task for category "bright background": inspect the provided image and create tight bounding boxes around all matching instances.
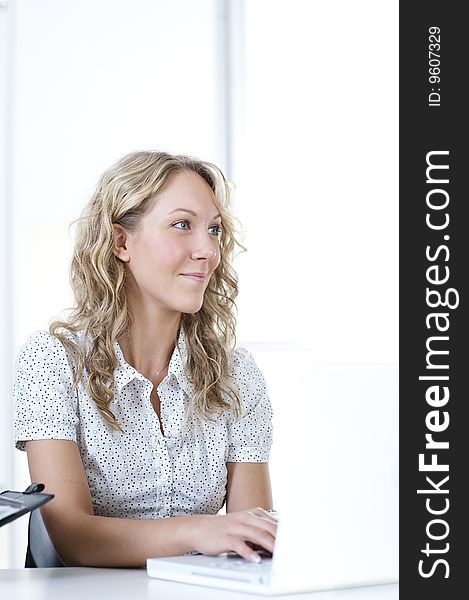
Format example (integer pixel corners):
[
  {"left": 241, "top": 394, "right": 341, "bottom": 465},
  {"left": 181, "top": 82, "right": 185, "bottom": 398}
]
[{"left": 0, "top": 0, "right": 398, "bottom": 567}]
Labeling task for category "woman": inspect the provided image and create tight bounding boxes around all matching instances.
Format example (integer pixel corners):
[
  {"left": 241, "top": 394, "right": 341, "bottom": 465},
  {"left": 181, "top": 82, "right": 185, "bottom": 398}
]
[{"left": 13, "top": 151, "right": 276, "bottom": 567}]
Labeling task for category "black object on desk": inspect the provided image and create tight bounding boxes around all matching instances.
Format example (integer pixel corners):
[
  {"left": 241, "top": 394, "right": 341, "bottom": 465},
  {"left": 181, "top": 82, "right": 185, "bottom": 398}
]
[{"left": 0, "top": 483, "right": 54, "bottom": 527}]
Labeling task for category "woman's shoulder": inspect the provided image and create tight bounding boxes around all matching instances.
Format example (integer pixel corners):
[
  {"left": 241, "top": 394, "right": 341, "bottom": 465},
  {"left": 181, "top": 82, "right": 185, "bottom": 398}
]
[
  {"left": 18, "top": 329, "right": 61, "bottom": 353},
  {"left": 19, "top": 328, "right": 81, "bottom": 349},
  {"left": 230, "top": 346, "right": 266, "bottom": 384},
  {"left": 16, "top": 328, "right": 83, "bottom": 367},
  {"left": 231, "top": 345, "right": 255, "bottom": 366},
  {"left": 228, "top": 346, "right": 271, "bottom": 416}
]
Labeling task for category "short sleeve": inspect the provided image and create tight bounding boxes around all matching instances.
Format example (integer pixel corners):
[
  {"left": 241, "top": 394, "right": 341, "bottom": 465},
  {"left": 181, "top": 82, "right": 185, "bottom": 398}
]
[
  {"left": 13, "top": 330, "right": 79, "bottom": 451},
  {"left": 227, "top": 348, "right": 273, "bottom": 462}
]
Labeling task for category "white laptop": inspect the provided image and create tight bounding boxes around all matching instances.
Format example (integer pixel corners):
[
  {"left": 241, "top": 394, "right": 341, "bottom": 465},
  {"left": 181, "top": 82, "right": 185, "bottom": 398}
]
[{"left": 147, "top": 362, "right": 399, "bottom": 595}]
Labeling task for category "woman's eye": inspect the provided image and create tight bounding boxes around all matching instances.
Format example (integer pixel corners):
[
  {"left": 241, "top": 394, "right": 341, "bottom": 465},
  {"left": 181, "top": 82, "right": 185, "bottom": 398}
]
[
  {"left": 209, "top": 225, "right": 223, "bottom": 237},
  {"left": 172, "top": 221, "right": 221, "bottom": 236},
  {"left": 173, "top": 220, "right": 190, "bottom": 230}
]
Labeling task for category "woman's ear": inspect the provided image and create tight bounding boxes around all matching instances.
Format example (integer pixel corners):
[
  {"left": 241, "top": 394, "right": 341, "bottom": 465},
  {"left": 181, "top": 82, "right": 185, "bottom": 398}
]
[{"left": 112, "top": 224, "right": 130, "bottom": 262}]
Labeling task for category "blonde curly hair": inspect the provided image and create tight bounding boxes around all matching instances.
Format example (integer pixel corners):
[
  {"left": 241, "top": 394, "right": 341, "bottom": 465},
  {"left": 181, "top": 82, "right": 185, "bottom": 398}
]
[{"left": 50, "top": 150, "right": 246, "bottom": 430}]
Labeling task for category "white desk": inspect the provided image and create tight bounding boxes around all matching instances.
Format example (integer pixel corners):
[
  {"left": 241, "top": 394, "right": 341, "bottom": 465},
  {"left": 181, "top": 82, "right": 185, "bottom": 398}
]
[{"left": 0, "top": 568, "right": 398, "bottom": 599}]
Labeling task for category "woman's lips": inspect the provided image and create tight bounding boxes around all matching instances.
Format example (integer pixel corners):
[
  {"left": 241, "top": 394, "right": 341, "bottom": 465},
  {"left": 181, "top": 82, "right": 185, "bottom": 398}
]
[{"left": 180, "top": 273, "right": 206, "bottom": 283}]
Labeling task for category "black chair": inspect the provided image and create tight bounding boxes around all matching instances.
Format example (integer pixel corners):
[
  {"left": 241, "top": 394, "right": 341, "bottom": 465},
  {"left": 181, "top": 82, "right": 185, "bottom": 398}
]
[{"left": 25, "top": 508, "right": 64, "bottom": 567}]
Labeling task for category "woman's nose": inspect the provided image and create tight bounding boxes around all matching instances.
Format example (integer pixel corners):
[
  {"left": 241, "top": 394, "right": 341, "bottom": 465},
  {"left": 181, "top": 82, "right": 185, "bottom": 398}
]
[{"left": 190, "top": 232, "right": 218, "bottom": 261}]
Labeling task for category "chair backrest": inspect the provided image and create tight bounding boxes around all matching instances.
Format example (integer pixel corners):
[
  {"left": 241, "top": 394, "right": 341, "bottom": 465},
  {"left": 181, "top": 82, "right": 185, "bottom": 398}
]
[{"left": 25, "top": 509, "right": 64, "bottom": 567}]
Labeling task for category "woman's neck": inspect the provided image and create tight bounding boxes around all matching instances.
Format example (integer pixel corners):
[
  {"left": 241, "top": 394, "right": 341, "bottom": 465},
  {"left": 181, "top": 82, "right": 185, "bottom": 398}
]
[{"left": 118, "top": 311, "right": 181, "bottom": 380}]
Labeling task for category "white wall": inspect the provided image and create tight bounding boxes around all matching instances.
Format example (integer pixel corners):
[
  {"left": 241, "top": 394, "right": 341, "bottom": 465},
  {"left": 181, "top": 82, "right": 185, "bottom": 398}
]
[
  {"left": 0, "top": 0, "right": 14, "bottom": 567},
  {"left": 235, "top": 0, "right": 398, "bottom": 364},
  {"left": 11, "top": 0, "right": 220, "bottom": 342},
  {"left": 1, "top": 0, "right": 398, "bottom": 567}
]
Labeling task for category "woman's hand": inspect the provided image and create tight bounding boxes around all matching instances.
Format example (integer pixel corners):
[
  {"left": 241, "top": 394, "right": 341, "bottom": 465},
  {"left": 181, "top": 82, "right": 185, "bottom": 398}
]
[{"left": 189, "top": 507, "right": 278, "bottom": 563}]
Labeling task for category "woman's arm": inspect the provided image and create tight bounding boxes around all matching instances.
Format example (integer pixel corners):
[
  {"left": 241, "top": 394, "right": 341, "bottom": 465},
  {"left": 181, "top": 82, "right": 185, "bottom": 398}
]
[
  {"left": 26, "top": 440, "right": 276, "bottom": 566},
  {"left": 225, "top": 462, "right": 273, "bottom": 513}
]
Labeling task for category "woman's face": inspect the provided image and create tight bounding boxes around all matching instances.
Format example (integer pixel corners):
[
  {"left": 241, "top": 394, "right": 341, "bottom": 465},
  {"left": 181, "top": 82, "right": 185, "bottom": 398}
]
[{"left": 114, "top": 170, "right": 222, "bottom": 317}]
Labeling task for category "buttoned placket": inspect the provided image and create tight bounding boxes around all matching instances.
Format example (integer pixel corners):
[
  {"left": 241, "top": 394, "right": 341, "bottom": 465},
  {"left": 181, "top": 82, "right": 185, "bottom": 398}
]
[
  {"left": 147, "top": 377, "right": 174, "bottom": 517},
  {"left": 113, "top": 342, "right": 171, "bottom": 516}
]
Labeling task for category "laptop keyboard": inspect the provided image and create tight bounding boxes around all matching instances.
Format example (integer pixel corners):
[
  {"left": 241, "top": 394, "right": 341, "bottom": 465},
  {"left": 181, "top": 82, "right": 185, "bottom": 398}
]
[{"left": 208, "top": 557, "right": 272, "bottom": 573}]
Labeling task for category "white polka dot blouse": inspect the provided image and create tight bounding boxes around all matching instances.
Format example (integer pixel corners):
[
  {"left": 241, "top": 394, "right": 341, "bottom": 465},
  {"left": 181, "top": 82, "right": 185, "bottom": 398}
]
[{"left": 13, "top": 329, "right": 273, "bottom": 519}]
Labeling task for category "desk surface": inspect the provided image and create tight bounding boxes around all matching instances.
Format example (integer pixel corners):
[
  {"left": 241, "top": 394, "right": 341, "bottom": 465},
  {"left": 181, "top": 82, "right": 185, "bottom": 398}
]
[{"left": 1, "top": 568, "right": 398, "bottom": 599}]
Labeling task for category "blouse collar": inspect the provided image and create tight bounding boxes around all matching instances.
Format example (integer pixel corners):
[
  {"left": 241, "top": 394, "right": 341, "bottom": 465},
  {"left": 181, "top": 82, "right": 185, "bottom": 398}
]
[{"left": 113, "top": 327, "right": 195, "bottom": 397}]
